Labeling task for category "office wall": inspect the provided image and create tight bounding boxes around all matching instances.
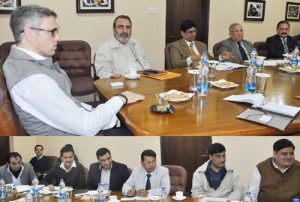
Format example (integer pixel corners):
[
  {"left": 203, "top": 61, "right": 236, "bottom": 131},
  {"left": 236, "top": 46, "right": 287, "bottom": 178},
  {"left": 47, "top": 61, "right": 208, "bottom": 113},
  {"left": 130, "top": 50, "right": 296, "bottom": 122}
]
[
  {"left": 9, "top": 136, "right": 300, "bottom": 190},
  {"left": 1, "top": 0, "right": 300, "bottom": 69}
]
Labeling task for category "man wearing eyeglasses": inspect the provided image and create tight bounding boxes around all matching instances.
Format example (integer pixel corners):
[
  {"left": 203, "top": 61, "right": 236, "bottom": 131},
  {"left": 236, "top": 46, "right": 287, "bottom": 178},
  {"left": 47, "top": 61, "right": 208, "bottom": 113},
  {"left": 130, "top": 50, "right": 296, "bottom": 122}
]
[
  {"left": 217, "top": 23, "right": 253, "bottom": 63},
  {"left": 0, "top": 152, "right": 35, "bottom": 185},
  {"left": 122, "top": 149, "right": 170, "bottom": 197},
  {"left": 248, "top": 139, "right": 300, "bottom": 202},
  {"left": 3, "top": 5, "right": 145, "bottom": 136},
  {"left": 87, "top": 147, "right": 130, "bottom": 191},
  {"left": 191, "top": 143, "right": 244, "bottom": 201},
  {"left": 170, "top": 19, "right": 214, "bottom": 68},
  {"left": 266, "top": 21, "right": 297, "bottom": 58},
  {"left": 95, "top": 15, "right": 150, "bottom": 79}
]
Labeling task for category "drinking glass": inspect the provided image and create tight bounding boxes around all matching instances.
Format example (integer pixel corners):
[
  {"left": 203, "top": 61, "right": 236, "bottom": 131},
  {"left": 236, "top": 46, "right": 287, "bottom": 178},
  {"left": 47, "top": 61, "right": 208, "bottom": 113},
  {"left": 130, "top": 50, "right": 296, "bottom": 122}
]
[
  {"left": 283, "top": 53, "right": 292, "bottom": 68},
  {"left": 207, "top": 60, "right": 219, "bottom": 77},
  {"left": 255, "top": 73, "right": 270, "bottom": 95},
  {"left": 256, "top": 56, "right": 266, "bottom": 73},
  {"left": 156, "top": 93, "right": 169, "bottom": 112}
]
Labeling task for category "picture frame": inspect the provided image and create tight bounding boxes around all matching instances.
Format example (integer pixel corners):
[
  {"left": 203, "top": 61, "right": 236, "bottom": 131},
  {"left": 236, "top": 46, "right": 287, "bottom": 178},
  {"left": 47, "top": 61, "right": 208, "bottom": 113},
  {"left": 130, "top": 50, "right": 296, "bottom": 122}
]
[
  {"left": 76, "top": 0, "right": 114, "bottom": 13},
  {"left": 244, "top": 0, "right": 266, "bottom": 21},
  {"left": 285, "top": 2, "right": 300, "bottom": 21},
  {"left": 0, "top": 0, "right": 21, "bottom": 14}
]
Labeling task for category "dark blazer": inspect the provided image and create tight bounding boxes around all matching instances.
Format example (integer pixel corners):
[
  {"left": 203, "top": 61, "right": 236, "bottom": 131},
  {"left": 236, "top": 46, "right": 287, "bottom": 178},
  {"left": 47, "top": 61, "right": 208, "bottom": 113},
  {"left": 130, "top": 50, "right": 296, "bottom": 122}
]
[
  {"left": 170, "top": 39, "right": 214, "bottom": 68},
  {"left": 87, "top": 161, "right": 130, "bottom": 191},
  {"left": 266, "top": 35, "right": 297, "bottom": 58}
]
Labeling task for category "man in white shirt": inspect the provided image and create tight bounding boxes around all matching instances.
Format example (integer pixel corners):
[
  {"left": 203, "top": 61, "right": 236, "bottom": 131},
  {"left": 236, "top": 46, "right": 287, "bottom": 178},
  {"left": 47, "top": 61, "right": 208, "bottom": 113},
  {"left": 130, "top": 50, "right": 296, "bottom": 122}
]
[
  {"left": 248, "top": 139, "right": 300, "bottom": 202},
  {"left": 94, "top": 15, "right": 150, "bottom": 79},
  {"left": 3, "top": 5, "right": 144, "bottom": 136},
  {"left": 122, "top": 149, "right": 170, "bottom": 197}
]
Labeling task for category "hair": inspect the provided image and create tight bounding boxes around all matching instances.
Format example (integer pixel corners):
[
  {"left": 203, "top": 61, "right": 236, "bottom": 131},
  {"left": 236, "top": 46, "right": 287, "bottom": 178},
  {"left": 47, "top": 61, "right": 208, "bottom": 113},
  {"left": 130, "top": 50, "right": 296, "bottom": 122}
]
[
  {"left": 180, "top": 19, "right": 196, "bottom": 32},
  {"left": 60, "top": 145, "right": 74, "bottom": 157},
  {"left": 96, "top": 147, "right": 111, "bottom": 159},
  {"left": 10, "top": 4, "right": 57, "bottom": 43},
  {"left": 141, "top": 149, "right": 156, "bottom": 161},
  {"left": 113, "top": 15, "right": 132, "bottom": 28},
  {"left": 276, "top": 20, "right": 290, "bottom": 29},
  {"left": 229, "top": 23, "right": 242, "bottom": 31},
  {"left": 208, "top": 143, "right": 226, "bottom": 155},
  {"left": 7, "top": 152, "right": 22, "bottom": 163},
  {"left": 34, "top": 144, "right": 43, "bottom": 151},
  {"left": 273, "top": 139, "right": 295, "bottom": 152}
]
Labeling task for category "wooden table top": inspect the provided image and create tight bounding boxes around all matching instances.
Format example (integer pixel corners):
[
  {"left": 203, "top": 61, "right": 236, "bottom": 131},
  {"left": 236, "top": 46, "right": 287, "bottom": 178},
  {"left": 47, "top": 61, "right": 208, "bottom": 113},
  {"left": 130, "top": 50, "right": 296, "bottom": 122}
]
[{"left": 94, "top": 66, "right": 300, "bottom": 136}]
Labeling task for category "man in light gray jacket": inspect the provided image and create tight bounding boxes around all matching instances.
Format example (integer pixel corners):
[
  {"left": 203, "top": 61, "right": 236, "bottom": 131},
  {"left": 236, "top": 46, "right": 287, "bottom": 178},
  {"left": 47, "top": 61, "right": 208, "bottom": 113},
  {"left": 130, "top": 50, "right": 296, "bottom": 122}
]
[
  {"left": 0, "top": 152, "right": 35, "bottom": 185},
  {"left": 191, "top": 143, "right": 244, "bottom": 201}
]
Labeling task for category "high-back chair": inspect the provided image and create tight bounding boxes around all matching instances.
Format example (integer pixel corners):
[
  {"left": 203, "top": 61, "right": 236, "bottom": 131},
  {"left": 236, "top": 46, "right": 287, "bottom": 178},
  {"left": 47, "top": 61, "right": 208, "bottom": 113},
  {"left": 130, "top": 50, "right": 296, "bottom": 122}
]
[
  {"left": 52, "top": 40, "right": 96, "bottom": 105},
  {"left": 253, "top": 41, "right": 268, "bottom": 58},
  {"left": 0, "top": 41, "right": 15, "bottom": 65},
  {"left": 212, "top": 42, "right": 222, "bottom": 58},
  {"left": 165, "top": 43, "right": 173, "bottom": 69},
  {"left": 163, "top": 165, "right": 188, "bottom": 195}
]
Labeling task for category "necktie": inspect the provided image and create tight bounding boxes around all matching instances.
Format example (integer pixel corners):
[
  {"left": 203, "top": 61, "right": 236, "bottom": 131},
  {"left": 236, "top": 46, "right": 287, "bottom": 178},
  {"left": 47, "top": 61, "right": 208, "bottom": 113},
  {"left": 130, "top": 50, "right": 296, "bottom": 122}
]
[
  {"left": 237, "top": 42, "right": 248, "bottom": 61},
  {"left": 189, "top": 42, "right": 199, "bottom": 68},
  {"left": 145, "top": 174, "right": 151, "bottom": 190},
  {"left": 283, "top": 38, "right": 289, "bottom": 53}
]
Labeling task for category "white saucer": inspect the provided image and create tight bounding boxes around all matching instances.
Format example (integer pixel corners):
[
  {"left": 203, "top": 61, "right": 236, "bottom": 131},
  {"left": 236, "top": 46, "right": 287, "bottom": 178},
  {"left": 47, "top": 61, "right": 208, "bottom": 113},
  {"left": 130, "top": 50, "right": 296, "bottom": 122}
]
[
  {"left": 149, "top": 196, "right": 161, "bottom": 200},
  {"left": 108, "top": 200, "right": 120, "bottom": 202},
  {"left": 125, "top": 74, "right": 141, "bottom": 80},
  {"left": 172, "top": 196, "right": 186, "bottom": 201}
]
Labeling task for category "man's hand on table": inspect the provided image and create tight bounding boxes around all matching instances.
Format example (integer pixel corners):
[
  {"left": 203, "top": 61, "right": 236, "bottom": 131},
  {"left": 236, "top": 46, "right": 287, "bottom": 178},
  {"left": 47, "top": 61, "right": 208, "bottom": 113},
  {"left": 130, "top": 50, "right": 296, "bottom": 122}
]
[{"left": 118, "top": 91, "right": 145, "bottom": 105}]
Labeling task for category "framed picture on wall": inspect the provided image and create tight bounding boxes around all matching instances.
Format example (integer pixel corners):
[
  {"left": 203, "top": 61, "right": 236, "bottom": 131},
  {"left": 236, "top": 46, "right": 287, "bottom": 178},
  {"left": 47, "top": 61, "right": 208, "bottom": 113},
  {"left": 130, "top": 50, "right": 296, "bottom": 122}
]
[
  {"left": 76, "top": 0, "right": 114, "bottom": 13},
  {"left": 0, "top": 0, "right": 21, "bottom": 14},
  {"left": 285, "top": 2, "right": 300, "bottom": 21},
  {"left": 244, "top": 0, "right": 266, "bottom": 21}
]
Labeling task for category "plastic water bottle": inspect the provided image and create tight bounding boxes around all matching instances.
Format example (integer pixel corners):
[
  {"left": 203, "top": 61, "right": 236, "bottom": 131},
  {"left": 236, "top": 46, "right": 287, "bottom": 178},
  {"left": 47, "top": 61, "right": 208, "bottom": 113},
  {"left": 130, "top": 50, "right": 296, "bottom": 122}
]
[
  {"left": 250, "top": 48, "right": 258, "bottom": 65},
  {"left": 58, "top": 195, "right": 64, "bottom": 202},
  {"left": 293, "top": 199, "right": 300, "bottom": 202},
  {"left": 59, "top": 179, "right": 66, "bottom": 201},
  {"left": 0, "top": 178, "right": 6, "bottom": 199},
  {"left": 32, "top": 175, "right": 39, "bottom": 198},
  {"left": 245, "top": 60, "right": 256, "bottom": 94},
  {"left": 197, "top": 57, "right": 209, "bottom": 96},
  {"left": 291, "top": 46, "right": 299, "bottom": 68},
  {"left": 25, "top": 190, "right": 33, "bottom": 202},
  {"left": 97, "top": 183, "right": 104, "bottom": 202},
  {"left": 160, "top": 186, "right": 167, "bottom": 202},
  {"left": 242, "top": 191, "right": 253, "bottom": 202}
]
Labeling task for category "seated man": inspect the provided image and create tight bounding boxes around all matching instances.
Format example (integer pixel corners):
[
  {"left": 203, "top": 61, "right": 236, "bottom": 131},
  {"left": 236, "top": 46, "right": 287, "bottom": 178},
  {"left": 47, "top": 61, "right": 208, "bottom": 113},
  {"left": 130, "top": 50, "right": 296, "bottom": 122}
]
[
  {"left": 122, "top": 149, "right": 170, "bottom": 197},
  {"left": 3, "top": 5, "right": 145, "bottom": 136},
  {"left": 217, "top": 23, "right": 253, "bottom": 63},
  {"left": 0, "top": 152, "right": 35, "bottom": 185},
  {"left": 55, "top": 144, "right": 79, "bottom": 165},
  {"left": 266, "top": 20, "right": 297, "bottom": 58},
  {"left": 95, "top": 15, "right": 150, "bottom": 79},
  {"left": 41, "top": 145, "right": 86, "bottom": 190},
  {"left": 87, "top": 147, "right": 130, "bottom": 191},
  {"left": 170, "top": 19, "right": 214, "bottom": 68},
  {"left": 248, "top": 139, "right": 300, "bottom": 202},
  {"left": 29, "top": 145, "right": 52, "bottom": 180},
  {"left": 191, "top": 143, "right": 244, "bottom": 201}
]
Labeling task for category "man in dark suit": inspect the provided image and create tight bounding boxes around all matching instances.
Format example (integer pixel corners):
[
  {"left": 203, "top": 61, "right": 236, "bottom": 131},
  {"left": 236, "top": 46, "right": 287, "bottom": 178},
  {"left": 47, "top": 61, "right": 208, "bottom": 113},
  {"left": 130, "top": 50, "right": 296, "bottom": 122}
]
[
  {"left": 266, "top": 20, "right": 297, "bottom": 58},
  {"left": 29, "top": 145, "right": 51, "bottom": 181},
  {"left": 87, "top": 148, "right": 130, "bottom": 191},
  {"left": 170, "top": 19, "right": 214, "bottom": 68}
]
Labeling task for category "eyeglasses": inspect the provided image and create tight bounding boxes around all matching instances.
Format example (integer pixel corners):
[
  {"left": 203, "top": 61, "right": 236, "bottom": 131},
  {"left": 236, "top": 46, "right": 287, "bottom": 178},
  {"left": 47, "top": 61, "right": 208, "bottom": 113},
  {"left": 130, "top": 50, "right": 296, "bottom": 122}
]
[
  {"left": 278, "top": 28, "right": 289, "bottom": 31},
  {"left": 230, "top": 29, "right": 244, "bottom": 33},
  {"left": 277, "top": 151, "right": 294, "bottom": 157},
  {"left": 21, "top": 27, "right": 59, "bottom": 37},
  {"left": 185, "top": 30, "right": 198, "bottom": 35}
]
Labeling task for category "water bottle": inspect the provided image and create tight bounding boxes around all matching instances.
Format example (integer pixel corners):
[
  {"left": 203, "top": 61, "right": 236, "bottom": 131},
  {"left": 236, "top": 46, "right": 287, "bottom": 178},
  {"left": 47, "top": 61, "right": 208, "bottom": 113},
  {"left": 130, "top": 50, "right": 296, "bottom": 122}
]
[
  {"left": 291, "top": 46, "right": 299, "bottom": 68},
  {"left": 197, "top": 58, "right": 209, "bottom": 96},
  {"left": 58, "top": 195, "right": 64, "bottom": 202},
  {"left": 25, "top": 190, "right": 33, "bottom": 202},
  {"left": 160, "top": 186, "right": 167, "bottom": 202},
  {"left": 242, "top": 191, "right": 253, "bottom": 202},
  {"left": 59, "top": 179, "right": 66, "bottom": 201},
  {"left": 293, "top": 199, "right": 300, "bottom": 202},
  {"left": 245, "top": 60, "right": 256, "bottom": 94},
  {"left": 0, "top": 178, "right": 6, "bottom": 199},
  {"left": 32, "top": 175, "right": 39, "bottom": 198},
  {"left": 198, "top": 51, "right": 208, "bottom": 69},
  {"left": 250, "top": 48, "right": 258, "bottom": 65},
  {"left": 97, "top": 183, "right": 104, "bottom": 202}
]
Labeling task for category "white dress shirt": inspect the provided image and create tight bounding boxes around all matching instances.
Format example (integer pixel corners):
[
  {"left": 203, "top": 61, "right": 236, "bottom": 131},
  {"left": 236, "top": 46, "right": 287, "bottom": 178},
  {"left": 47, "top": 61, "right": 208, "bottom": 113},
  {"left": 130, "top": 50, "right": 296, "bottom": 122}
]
[{"left": 11, "top": 46, "right": 124, "bottom": 136}]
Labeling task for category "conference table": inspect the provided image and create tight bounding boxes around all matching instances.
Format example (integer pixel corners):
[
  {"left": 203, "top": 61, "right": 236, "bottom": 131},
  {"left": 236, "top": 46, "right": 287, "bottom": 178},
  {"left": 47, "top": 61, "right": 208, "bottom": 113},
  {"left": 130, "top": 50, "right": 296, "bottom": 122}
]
[{"left": 94, "top": 64, "right": 300, "bottom": 136}]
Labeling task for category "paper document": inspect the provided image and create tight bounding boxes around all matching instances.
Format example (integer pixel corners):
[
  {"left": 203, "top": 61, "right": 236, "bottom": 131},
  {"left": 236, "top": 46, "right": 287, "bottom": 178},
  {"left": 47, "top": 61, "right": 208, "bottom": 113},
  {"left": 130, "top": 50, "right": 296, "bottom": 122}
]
[
  {"left": 256, "top": 102, "right": 300, "bottom": 117},
  {"left": 216, "top": 62, "right": 246, "bottom": 71},
  {"left": 223, "top": 94, "right": 265, "bottom": 106}
]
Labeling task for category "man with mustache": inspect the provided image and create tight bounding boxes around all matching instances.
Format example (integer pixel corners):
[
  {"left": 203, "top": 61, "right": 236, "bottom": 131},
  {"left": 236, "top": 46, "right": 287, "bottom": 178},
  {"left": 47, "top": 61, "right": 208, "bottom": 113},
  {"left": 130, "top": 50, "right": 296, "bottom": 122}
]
[
  {"left": 191, "top": 143, "right": 244, "bottom": 201},
  {"left": 95, "top": 15, "right": 150, "bottom": 79},
  {"left": 248, "top": 139, "right": 300, "bottom": 202},
  {"left": 266, "top": 20, "right": 297, "bottom": 58},
  {"left": 3, "top": 5, "right": 144, "bottom": 136}
]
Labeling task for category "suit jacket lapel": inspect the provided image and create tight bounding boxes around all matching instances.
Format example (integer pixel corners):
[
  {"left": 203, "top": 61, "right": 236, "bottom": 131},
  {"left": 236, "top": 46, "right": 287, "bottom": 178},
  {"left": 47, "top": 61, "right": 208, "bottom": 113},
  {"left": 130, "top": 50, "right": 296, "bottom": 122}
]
[
  {"left": 180, "top": 39, "right": 191, "bottom": 57},
  {"left": 230, "top": 39, "right": 242, "bottom": 61}
]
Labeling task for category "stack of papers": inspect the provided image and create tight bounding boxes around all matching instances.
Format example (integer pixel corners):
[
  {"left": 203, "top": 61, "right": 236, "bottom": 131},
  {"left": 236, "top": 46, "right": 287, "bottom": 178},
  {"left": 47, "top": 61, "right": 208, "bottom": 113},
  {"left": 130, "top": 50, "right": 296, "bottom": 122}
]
[
  {"left": 216, "top": 62, "right": 246, "bottom": 71},
  {"left": 223, "top": 94, "right": 265, "bottom": 107}
]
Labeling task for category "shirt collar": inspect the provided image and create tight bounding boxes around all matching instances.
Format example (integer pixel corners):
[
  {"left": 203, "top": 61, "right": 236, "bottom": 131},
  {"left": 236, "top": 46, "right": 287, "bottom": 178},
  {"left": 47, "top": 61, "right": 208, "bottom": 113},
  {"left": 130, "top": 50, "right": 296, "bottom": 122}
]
[
  {"left": 184, "top": 40, "right": 194, "bottom": 47},
  {"left": 99, "top": 163, "right": 113, "bottom": 171},
  {"left": 272, "top": 158, "right": 290, "bottom": 173},
  {"left": 60, "top": 161, "right": 76, "bottom": 172},
  {"left": 37, "top": 155, "right": 44, "bottom": 160},
  {"left": 14, "top": 45, "right": 47, "bottom": 60}
]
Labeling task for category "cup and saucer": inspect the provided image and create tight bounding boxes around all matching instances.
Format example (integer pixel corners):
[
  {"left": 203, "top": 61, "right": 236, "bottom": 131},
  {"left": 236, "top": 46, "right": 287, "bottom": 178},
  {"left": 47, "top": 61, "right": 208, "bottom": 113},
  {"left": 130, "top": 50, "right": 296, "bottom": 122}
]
[
  {"left": 172, "top": 191, "right": 186, "bottom": 201},
  {"left": 125, "top": 69, "right": 141, "bottom": 80}
]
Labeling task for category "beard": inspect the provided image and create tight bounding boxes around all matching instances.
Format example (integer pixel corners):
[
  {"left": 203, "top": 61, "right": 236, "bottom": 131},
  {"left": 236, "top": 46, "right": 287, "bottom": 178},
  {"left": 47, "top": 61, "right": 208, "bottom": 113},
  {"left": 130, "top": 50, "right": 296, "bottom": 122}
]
[{"left": 114, "top": 32, "right": 130, "bottom": 44}]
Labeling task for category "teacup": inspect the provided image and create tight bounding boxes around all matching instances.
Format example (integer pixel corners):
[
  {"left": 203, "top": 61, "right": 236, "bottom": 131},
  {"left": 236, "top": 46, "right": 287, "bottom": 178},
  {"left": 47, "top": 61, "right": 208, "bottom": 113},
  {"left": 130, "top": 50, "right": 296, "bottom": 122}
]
[
  {"left": 129, "top": 68, "right": 137, "bottom": 76},
  {"left": 42, "top": 186, "right": 50, "bottom": 193},
  {"left": 175, "top": 191, "right": 184, "bottom": 199}
]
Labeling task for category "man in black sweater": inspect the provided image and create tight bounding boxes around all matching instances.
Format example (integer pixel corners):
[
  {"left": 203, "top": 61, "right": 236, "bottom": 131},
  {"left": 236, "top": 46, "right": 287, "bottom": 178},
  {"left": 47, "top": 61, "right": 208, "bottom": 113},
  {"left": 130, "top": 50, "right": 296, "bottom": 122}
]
[
  {"left": 41, "top": 145, "right": 86, "bottom": 190},
  {"left": 29, "top": 145, "right": 52, "bottom": 180}
]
